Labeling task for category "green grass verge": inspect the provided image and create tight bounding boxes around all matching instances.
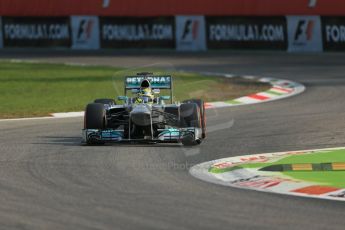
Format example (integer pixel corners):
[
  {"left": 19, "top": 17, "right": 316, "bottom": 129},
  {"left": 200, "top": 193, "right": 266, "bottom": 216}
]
[
  {"left": 280, "top": 149, "right": 345, "bottom": 188},
  {"left": 212, "top": 149, "right": 345, "bottom": 188},
  {"left": 0, "top": 61, "right": 270, "bottom": 118}
]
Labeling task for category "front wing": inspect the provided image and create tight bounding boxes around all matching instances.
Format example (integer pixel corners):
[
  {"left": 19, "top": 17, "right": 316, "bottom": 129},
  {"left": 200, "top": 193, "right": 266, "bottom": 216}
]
[{"left": 82, "top": 127, "right": 202, "bottom": 144}]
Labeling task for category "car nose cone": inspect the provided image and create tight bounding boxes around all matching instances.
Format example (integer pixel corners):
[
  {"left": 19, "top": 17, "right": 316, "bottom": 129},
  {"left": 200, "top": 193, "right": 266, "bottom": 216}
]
[{"left": 130, "top": 104, "right": 152, "bottom": 126}]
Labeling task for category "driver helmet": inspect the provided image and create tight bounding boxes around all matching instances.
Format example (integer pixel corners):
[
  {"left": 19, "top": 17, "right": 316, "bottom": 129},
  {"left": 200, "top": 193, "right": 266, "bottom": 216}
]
[{"left": 136, "top": 79, "right": 154, "bottom": 103}]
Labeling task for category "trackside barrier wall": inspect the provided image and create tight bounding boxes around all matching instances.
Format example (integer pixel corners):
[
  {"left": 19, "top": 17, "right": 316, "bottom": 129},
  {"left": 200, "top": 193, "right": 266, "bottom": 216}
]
[
  {"left": 0, "top": 0, "right": 344, "bottom": 17},
  {"left": 1, "top": 16, "right": 345, "bottom": 52}
]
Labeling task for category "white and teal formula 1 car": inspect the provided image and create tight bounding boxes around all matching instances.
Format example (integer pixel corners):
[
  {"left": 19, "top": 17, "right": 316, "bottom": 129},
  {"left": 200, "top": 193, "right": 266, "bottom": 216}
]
[{"left": 82, "top": 72, "right": 206, "bottom": 146}]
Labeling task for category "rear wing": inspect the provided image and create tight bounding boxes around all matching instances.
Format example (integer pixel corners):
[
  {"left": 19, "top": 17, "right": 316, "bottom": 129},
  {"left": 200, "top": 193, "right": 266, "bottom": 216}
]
[{"left": 124, "top": 75, "right": 173, "bottom": 103}]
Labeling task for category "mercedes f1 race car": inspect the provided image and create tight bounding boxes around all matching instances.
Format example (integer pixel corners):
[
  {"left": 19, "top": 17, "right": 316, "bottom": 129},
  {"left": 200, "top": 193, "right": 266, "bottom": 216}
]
[{"left": 82, "top": 72, "right": 206, "bottom": 146}]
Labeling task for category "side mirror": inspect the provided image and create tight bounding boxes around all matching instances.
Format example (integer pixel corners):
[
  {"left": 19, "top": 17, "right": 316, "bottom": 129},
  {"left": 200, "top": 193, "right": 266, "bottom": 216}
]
[
  {"left": 117, "top": 96, "right": 128, "bottom": 101},
  {"left": 160, "top": 95, "right": 170, "bottom": 101}
]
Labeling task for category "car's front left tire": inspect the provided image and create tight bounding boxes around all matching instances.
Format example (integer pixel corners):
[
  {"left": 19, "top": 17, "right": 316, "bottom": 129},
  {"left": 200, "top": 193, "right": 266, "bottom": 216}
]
[
  {"left": 84, "top": 103, "right": 106, "bottom": 145},
  {"left": 85, "top": 103, "right": 106, "bottom": 129}
]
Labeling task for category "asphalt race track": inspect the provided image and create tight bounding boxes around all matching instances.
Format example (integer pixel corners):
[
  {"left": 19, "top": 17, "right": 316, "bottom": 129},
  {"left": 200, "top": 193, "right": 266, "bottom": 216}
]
[{"left": 1, "top": 51, "right": 345, "bottom": 230}]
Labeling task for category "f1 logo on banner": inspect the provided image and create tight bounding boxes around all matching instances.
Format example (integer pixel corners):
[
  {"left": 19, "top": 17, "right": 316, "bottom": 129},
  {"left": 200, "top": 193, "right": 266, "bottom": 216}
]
[
  {"left": 176, "top": 16, "right": 206, "bottom": 51},
  {"left": 77, "top": 20, "right": 94, "bottom": 41},
  {"left": 182, "top": 20, "right": 198, "bottom": 40},
  {"left": 71, "top": 16, "right": 100, "bottom": 50},
  {"left": 294, "top": 20, "right": 314, "bottom": 42},
  {"left": 287, "top": 16, "right": 322, "bottom": 52}
]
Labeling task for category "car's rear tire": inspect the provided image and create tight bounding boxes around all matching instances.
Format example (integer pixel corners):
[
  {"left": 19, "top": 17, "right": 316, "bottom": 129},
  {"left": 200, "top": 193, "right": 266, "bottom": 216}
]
[
  {"left": 84, "top": 103, "right": 106, "bottom": 145},
  {"left": 94, "top": 98, "right": 116, "bottom": 106},
  {"left": 182, "top": 99, "right": 206, "bottom": 138}
]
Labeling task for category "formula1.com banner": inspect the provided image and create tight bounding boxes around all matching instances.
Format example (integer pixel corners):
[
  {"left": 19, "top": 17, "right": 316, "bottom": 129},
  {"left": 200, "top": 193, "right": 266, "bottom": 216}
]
[
  {"left": 206, "top": 17, "right": 287, "bottom": 50},
  {"left": 2, "top": 17, "right": 71, "bottom": 47},
  {"left": 321, "top": 17, "right": 345, "bottom": 51},
  {"left": 100, "top": 17, "right": 175, "bottom": 49}
]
